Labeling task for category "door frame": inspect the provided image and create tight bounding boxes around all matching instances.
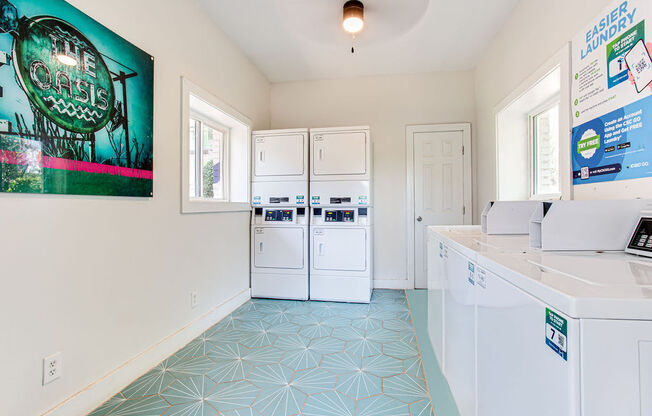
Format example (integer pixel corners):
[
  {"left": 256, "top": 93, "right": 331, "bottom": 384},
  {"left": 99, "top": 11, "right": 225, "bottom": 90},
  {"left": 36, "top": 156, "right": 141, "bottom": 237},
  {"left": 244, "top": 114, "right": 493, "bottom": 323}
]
[{"left": 406, "top": 123, "right": 473, "bottom": 289}]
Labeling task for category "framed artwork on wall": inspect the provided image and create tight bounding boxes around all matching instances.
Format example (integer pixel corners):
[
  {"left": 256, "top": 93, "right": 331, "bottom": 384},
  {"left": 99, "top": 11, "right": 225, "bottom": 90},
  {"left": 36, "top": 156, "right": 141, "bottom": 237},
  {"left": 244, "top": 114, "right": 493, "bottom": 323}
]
[{"left": 0, "top": 0, "right": 154, "bottom": 197}]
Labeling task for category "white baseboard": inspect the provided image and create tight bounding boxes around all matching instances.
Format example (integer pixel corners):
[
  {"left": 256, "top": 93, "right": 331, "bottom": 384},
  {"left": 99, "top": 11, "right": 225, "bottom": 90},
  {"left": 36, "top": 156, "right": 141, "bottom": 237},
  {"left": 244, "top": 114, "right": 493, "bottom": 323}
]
[
  {"left": 44, "top": 288, "right": 251, "bottom": 416},
  {"left": 373, "top": 279, "right": 412, "bottom": 289}
]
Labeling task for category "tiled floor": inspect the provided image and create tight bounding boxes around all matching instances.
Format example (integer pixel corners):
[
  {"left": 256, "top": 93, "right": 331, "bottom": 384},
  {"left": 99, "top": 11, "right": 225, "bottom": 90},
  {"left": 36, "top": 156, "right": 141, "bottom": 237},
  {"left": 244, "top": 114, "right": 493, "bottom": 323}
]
[{"left": 89, "top": 290, "right": 434, "bottom": 416}]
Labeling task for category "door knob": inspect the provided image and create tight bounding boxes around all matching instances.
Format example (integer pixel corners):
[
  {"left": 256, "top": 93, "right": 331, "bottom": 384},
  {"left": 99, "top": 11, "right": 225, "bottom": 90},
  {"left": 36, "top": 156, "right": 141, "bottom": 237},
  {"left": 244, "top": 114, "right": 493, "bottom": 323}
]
[{"left": 417, "top": 216, "right": 423, "bottom": 222}]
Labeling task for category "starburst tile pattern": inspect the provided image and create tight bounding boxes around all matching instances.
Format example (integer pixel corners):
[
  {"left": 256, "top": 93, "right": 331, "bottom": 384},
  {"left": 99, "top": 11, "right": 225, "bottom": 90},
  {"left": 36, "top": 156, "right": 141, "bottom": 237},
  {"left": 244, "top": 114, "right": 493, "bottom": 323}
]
[{"left": 88, "top": 289, "right": 433, "bottom": 415}]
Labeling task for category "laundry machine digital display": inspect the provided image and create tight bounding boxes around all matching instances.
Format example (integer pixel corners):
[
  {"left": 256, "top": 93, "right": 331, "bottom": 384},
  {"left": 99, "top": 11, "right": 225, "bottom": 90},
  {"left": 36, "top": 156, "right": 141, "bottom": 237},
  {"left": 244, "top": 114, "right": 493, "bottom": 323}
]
[
  {"left": 626, "top": 216, "right": 652, "bottom": 257},
  {"left": 325, "top": 210, "right": 355, "bottom": 222},
  {"left": 265, "top": 209, "right": 294, "bottom": 222}
]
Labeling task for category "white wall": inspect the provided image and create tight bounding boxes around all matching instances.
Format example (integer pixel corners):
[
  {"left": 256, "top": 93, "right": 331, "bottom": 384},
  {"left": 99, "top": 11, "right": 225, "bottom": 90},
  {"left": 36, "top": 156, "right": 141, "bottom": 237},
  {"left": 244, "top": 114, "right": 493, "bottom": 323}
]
[
  {"left": 474, "top": 0, "right": 632, "bottom": 210},
  {"left": 0, "top": 1, "right": 269, "bottom": 415},
  {"left": 270, "top": 72, "right": 476, "bottom": 284}
]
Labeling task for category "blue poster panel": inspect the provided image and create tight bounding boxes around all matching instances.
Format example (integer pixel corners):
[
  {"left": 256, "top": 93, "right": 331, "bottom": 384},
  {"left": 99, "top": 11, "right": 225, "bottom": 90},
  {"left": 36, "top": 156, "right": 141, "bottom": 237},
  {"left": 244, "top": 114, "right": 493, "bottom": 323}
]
[
  {"left": 571, "top": 0, "right": 652, "bottom": 185},
  {"left": 0, "top": 0, "right": 154, "bottom": 196}
]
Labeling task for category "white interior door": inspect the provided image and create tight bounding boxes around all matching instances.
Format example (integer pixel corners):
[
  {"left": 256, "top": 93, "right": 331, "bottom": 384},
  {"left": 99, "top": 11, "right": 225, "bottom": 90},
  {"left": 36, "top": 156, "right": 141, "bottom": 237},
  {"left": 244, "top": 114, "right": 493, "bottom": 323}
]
[
  {"left": 313, "top": 132, "right": 366, "bottom": 176},
  {"left": 413, "top": 128, "right": 466, "bottom": 288},
  {"left": 254, "top": 227, "right": 304, "bottom": 269},
  {"left": 313, "top": 228, "right": 366, "bottom": 271},
  {"left": 254, "top": 134, "right": 305, "bottom": 177}
]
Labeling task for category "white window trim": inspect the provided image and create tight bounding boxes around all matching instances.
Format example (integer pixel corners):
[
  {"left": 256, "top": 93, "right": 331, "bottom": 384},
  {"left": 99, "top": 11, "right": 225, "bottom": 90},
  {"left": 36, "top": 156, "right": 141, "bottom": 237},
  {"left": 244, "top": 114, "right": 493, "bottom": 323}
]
[
  {"left": 181, "top": 77, "right": 251, "bottom": 213},
  {"left": 528, "top": 97, "right": 562, "bottom": 201},
  {"left": 494, "top": 42, "right": 573, "bottom": 201},
  {"left": 190, "top": 114, "right": 230, "bottom": 202}
]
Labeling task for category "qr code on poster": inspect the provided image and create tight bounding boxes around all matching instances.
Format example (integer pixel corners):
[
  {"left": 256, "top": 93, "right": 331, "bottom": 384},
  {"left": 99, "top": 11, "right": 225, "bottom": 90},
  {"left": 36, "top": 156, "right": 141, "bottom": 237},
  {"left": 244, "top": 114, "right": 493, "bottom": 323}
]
[
  {"left": 635, "top": 58, "right": 650, "bottom": 74},
  {"left": 581, "top": 166, "right": 589, "bottom": 180}
]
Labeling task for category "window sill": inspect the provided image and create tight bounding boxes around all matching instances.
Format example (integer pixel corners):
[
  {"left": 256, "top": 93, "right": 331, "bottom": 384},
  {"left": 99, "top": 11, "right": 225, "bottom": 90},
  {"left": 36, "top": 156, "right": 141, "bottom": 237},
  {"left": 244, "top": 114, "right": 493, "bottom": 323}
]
[
  {"left": 529, "top": 194, "right": 562, "bottom": 201},
  {"left": 181, "top": 200, "right": 251, "bottom": 214}
]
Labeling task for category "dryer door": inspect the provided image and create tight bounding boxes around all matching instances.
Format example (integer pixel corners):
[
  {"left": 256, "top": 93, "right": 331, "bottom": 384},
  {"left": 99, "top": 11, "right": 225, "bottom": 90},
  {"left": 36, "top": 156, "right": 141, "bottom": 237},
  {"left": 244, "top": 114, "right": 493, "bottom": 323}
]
[
  {"left": 313, "top": 228, "right": 367, "bottom": 271},
  {"left": 312, "top": 131, "right": 366, "bottom": 176},
  {"left": 254, "top": 134, "right": 305, "bottom": 177},
  {"left": 254, "top": 227, "right": 304, "bottom": 269}
]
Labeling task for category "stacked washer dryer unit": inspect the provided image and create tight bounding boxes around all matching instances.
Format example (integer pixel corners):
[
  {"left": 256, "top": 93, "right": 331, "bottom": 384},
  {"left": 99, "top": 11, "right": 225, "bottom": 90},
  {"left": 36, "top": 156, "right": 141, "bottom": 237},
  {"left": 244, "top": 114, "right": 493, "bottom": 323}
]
[
  {"left": 309, "top": 126, "right": 373, "bottom": 303},
  {"left": 250, "top": 129, "right": 309, "bottom": 300}
]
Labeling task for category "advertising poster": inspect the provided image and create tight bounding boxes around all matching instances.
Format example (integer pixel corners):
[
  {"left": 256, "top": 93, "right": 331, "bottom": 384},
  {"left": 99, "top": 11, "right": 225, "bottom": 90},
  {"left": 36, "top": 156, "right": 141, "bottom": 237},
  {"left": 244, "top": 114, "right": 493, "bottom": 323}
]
[
  {"left": 0, "top": 0, "right": 154, "bottom": 197},
  {"left": 571, "top": 0, "right": 652, "bottom": 185}
]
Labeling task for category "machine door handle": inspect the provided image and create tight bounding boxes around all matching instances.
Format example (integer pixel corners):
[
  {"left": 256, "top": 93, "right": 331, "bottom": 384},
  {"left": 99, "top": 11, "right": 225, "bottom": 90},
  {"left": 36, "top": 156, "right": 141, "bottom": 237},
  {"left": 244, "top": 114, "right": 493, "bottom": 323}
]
[
  {"left": 319, "top": 148, "right": 324, "bottom": 160},
  {"left": 259, "top": 151, "right": 264, "bottom": 162},
  {"left": 318, "top": 243, "right": 325, "bottom": 256},
  {"left": 417, "top": 216, "right": 423, "bottom": 222},
  {"left": 259, "top": 242, "right": 264, "bottom": 253}
]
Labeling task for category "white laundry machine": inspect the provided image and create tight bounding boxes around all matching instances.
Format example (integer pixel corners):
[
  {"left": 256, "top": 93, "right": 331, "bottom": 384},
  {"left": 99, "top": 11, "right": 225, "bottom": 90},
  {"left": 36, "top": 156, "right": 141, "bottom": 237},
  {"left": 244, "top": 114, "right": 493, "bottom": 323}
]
[
  {"left": 310, "top": 206, "right": 373, "bottom": 303},
  {"left": 251, "top": 206, "right": 309, "bottom": 300},
  {"left": 429, "top": 224, "right": 652, "bottom": 416},
  {"left": 308, "top": 126, "right": 373, "bottom": 303},
  {"left": 251, "top": 128, "right": 310, "bottom": 300},
  {"left": 310, "top": 126, "right": 372, "bottom": 182},
  {"left": 253, "top": 128, "right": 308, "bottom": 182}
]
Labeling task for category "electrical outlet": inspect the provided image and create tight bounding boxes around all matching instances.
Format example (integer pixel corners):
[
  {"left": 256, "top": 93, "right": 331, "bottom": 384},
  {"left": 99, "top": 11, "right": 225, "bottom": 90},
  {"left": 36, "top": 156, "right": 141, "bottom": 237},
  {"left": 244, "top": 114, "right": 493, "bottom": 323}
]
[
  {"left": 190, "top": 291, "right": 198, "bottom": 309},
  {"left": 43, "top": 352, "right": 62, "bottom": 385}
]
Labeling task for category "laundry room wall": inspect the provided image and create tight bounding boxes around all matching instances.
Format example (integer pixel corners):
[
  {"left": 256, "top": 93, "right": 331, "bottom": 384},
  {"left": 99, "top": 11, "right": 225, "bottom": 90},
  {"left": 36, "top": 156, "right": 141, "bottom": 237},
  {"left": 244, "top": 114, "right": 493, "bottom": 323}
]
[
  {"left": 0, "top": 0, "right": 270, "bottom": 415},
  {"left": 473, "top": 0, "right": 652, "bottom": 207},
  {"left": 270, "top": 71, "right": 476, "bottom": 286}
]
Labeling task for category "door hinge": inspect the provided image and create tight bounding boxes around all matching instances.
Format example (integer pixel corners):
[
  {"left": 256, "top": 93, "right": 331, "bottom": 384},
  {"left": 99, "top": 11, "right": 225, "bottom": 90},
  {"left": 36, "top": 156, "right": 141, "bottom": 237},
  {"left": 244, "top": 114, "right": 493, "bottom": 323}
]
[{"left": 462, "top": 145, "right": 465, "bottom": 155}]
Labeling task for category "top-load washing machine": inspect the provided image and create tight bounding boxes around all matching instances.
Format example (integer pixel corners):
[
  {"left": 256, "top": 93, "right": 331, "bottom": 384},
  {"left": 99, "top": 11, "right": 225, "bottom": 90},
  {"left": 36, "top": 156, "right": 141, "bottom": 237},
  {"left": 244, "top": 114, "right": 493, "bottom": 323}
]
[
  {"left": 309, "top": 126, "right": 373, "bottom": 303},
  {"left": 251, "top": 128, "right": 309, "bottom": 300}
]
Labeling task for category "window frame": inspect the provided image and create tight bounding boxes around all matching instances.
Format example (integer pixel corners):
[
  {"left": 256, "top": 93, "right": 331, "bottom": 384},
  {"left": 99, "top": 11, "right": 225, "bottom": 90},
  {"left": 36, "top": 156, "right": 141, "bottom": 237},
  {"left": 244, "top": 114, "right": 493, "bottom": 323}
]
[
  {"left": 181, "top": 77, "right": 251, "bottom": 213},
  {"left": 189, "top": 114, "right": 230, "bottom": 202},
  {"left": 528, "top": 97, "right": 562, "bottom": 201}
]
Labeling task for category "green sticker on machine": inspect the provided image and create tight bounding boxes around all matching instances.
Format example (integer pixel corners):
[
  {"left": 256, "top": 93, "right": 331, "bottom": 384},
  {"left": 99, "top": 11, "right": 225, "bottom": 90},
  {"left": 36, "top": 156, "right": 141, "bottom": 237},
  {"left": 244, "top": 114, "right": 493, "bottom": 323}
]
[{"left": 546, "top": 308, "right": 568, "bottom": 360}]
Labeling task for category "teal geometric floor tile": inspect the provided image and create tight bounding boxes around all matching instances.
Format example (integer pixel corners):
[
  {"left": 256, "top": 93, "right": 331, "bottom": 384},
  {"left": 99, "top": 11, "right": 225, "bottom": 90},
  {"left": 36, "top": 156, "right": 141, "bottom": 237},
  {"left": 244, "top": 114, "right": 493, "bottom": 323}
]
[
  {"left": 267, "top": 321, "right": 301, "bottom": 337},
  {"left": 204, "top": 380, "right": 259, "bottom": 412},
  {"left": 344, "top": 335, "right": 382, "bottom": 357},
  {"left": 88, "top": 289, "right": 435, "bottom": 416},
  {"left": 164, "top": 401, "right": 219, "bottom": 416},
  {"left": 383, "top": 340, "right": 420, "bottom": 360},
  {"left": 330, "top": 325, "right": 366, "bottom": 341},
  {"left": 308, "top": 336, "right": 345, "bottom": 355},
  {"left": 336, "top": 368, "right": 382, "bottom": 398},
  {"left": 105, "top": 395, "right": 170, "bottom": 416},
  {"left": 410, "top": 398, "right": 435, "bottom": 416},
  {"left": 175, "top": 333, "right": 214, "bottom": 359},
  {"left": 88, "top": 394, "right": 126, "bottom": 415},
  {"left": 351, "top": 316, "right": 382, "bottom": 330},
  {"left": 362, "top": 354, "right": 404, "bottom": 378},
  {"left": 320, "top": 351, "right": 362, "bottom": 375},
  {"left": 160, "top": 375, "right": 217, "bottom": 405},
  {"left": 251, "top": 384, "right": 306, "bottom": 416},
  {"left": 365, "top": 327, "right": 402, "bottom": 344},
  {"left": 291, "top": 367, "right": 337, "bottom": 395},
  {"left": 357, "top": 394, "right": 410, "bottom": 416},
  {"left": 242, "top": 346, "right": 285, "bottom": 367},
  {"left": 404, "top": 357, "right": 426, "bottom": 379},
  {"left": 120, "top": 360, "right": 175, "bottom": 398},
  {"left": 278, "top": 338, "right": 321, "bottom": 370},
  {"left": 383, "top": 318, "right": 415, "bottom": 332},
  {"left": 383, "top": 373, "right": 430, "bottom": 404},
  {"left": 167, "top": 356, "right": 216, "bottom": 379},
  {"left": 302, "top": 390, "right": 356, "bottom": 416}
]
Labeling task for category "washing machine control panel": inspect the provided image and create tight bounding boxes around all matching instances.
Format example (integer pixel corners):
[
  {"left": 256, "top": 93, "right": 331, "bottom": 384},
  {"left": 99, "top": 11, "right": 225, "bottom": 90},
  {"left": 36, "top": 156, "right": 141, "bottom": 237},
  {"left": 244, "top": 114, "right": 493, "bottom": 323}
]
[
  {"left": 325, "top": 210, "right": 355, "bottom": 223},
  {"left": 626, "top": 216, "right": 652, "bottom": 257},
  {"left": 265, "top": 209, "right": 294, "bottom": 222}
]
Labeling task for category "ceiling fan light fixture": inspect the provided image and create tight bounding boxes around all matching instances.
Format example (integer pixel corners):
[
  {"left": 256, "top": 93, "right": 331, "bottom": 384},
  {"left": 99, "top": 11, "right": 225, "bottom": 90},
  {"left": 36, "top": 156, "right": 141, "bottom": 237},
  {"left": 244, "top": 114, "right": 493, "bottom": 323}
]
[{"left": 343, "top": 0, "right": 364, "bottom": 34}]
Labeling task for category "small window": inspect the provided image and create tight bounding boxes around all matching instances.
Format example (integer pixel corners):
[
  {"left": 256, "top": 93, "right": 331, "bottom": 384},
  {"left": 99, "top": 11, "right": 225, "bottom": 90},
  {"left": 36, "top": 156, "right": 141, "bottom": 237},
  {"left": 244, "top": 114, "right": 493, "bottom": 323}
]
[
  {"left": 189, "top": 118, "right": 227, "bottom": 200},
  {"left": 530, "top": 102, "right": 561, "bottom": 199},
  {"left": 181, "top": 78, "right": 251, "bottom": 213}
]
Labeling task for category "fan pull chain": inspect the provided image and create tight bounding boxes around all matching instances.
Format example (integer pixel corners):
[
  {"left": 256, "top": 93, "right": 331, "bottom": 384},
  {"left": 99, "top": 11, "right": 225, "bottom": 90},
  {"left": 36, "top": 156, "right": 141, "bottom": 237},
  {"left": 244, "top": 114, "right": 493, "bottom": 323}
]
[{"left": 351, "top": 34, "right": 356, "bottom": 54}]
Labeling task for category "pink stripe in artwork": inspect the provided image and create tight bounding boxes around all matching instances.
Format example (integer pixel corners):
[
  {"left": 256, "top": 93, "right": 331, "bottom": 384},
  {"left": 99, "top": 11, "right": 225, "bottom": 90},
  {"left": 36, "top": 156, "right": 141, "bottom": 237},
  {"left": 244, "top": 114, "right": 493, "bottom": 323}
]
[{"left": 0, "top": 149, "right": 153, "bottom": 180}]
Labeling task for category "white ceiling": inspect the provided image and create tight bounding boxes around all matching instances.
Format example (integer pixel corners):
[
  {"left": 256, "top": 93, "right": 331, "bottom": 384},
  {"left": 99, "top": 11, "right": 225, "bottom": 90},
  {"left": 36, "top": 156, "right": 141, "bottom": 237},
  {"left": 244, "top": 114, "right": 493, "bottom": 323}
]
[{"left": 196, "top": 0, "right": 519, "bottom": 82}]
